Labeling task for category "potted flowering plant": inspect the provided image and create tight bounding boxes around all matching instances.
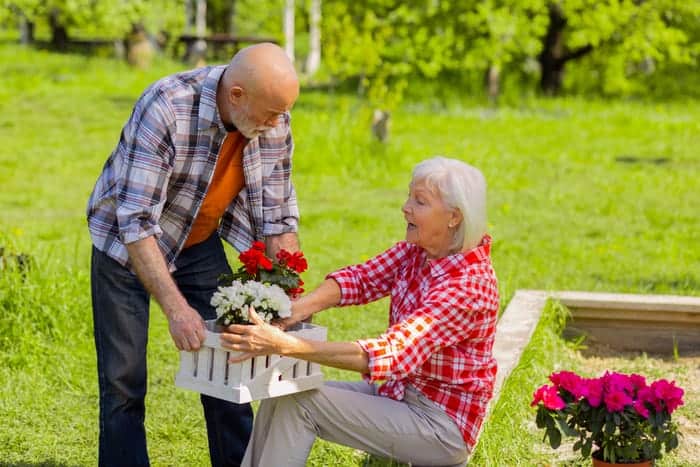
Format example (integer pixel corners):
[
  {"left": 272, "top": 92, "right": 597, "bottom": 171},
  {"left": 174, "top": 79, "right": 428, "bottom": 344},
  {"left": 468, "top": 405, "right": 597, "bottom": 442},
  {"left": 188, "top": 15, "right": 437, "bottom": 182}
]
[
  {"left": 212, "top": 241, "right": 307, "bottom": 326},
  {"left": 532, "top": 370, "right": 684, "bottom": 466},
  {"left": 176, "top": 241, "right": 325, "bottom": 404}
]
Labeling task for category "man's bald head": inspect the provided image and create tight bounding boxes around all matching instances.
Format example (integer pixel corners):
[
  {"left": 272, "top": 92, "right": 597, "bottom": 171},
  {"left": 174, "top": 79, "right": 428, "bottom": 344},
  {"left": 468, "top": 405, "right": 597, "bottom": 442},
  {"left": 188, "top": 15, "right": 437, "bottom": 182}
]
[
  {"left": 223, "top": 43, "right": 299, "bottom": 110},
  {"left": 217, "top": 43, "right": 299, "bottom": 138}
]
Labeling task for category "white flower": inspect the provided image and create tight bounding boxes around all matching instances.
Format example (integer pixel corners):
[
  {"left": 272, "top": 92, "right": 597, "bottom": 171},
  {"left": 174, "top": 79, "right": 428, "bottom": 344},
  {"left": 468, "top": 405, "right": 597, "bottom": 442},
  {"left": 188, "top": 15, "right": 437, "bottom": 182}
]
[{"left": 210, "top": 279, "right": 292, "bottom": 324}]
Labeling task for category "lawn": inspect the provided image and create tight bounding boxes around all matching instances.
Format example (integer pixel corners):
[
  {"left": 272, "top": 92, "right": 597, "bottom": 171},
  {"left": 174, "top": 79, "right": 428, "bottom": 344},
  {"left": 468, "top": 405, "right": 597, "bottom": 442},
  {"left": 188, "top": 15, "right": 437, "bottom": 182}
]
[{"left": 0, "top": 44, "right": 698, "bottom": 466}]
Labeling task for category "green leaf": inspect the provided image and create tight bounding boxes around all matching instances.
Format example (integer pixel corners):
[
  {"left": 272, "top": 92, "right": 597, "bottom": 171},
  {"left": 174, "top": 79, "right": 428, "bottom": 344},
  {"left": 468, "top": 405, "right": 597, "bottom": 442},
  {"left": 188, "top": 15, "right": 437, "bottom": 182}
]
[
  {"left": 668, "top": 434, "right": 679, "bottom": 450},
  {"left": 535, "top": 407, "right": 547, "bottom": 429},
  {"left": 548, "top": 427, "right": 562, "bottom": 449},
  {"left": 555, "top": 415, "right": 578, "bottom": 437},
  {"left": 582, "top": 438, "right": 593, "bottom": 458}
]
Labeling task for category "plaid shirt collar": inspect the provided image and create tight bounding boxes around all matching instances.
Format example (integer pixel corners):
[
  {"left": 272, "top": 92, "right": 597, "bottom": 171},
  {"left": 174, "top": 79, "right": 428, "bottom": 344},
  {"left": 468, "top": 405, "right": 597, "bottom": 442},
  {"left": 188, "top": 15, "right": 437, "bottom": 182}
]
[
  {"left": 197, "top": 66, "right": 228, "bottom": 133},
  {"left": 426, "top": 234, "right": 493, "bottom": 278}
]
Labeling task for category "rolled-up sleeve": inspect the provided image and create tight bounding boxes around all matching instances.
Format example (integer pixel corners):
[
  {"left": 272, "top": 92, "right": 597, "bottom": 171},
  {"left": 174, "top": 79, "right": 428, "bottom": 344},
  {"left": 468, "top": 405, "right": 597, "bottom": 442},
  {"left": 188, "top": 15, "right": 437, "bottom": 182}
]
[
  {"left": 357, "top": 279, "right": 491, "bottom": 383},
  {"left": 262, "top": 114, "right": 299, "bottom": 236},
  {"left": 114, "top": 90, "right": 175, "bottom": 244}
]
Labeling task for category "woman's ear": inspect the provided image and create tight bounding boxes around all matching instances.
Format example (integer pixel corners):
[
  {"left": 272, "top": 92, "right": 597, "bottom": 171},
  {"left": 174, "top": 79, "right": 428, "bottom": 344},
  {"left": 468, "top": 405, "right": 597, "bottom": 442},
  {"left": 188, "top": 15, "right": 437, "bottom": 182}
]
[{"left": 449, "top": 209, "right": 463, "bottom": 229}]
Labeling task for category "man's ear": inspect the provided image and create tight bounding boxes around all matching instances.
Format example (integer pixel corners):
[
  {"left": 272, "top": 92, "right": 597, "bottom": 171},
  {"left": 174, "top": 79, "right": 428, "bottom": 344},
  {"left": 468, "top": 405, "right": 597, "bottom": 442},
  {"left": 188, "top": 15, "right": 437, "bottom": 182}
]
[{"left": 229, "top": 85, "right": 244, "bottom": 105}]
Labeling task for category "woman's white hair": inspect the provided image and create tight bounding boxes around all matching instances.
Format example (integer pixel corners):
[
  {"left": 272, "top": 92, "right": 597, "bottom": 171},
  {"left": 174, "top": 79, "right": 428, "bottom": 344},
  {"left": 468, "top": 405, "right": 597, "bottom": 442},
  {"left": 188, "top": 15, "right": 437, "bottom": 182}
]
[{"left": 411, "top": 156, "right": 487, "bottom": 252}]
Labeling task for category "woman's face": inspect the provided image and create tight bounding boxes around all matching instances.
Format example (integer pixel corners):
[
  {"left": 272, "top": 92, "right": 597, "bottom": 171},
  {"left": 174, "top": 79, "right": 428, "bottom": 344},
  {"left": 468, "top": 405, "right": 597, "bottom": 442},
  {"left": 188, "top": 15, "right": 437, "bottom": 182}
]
[{"left": 402, "top": 180, "right": 460, "bottom": 259}]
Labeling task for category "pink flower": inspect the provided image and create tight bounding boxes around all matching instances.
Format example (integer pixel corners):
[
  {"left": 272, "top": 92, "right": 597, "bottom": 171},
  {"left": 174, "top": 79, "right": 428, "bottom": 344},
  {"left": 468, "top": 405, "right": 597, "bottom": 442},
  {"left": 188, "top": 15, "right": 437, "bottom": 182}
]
[
  {"left": 584, "top": 377, "right": 604, "bottom": 408},
  {"left": 650, "top": 379, "right": 685, "bottom": 414},
  {"left": 629, "top": 374, "right": 647, "bottom": 392},
  {"left": 604, "top": 389, "right": 633, "bottom": 412},
  {"left": 604, "top": 372, "right": 635, "bottom": 396},
  {"left": 633, "top": 398, "right": 650, "bottom": 418},
  {"left": 550, "top": 371, "right": 585, "bottom": 398},
  {"left": 636, "top": 386, "right": 658, "bottom": 412},
  {"left": 532, "top": 385, "right": 566, "bottom": 410}
]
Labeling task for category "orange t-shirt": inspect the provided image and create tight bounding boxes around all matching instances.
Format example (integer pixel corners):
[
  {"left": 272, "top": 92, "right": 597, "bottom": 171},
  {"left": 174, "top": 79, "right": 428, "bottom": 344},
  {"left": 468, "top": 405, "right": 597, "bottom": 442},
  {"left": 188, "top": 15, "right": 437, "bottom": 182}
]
[{"left": 184, "top": 131, "right": 246, "bottom": 248}]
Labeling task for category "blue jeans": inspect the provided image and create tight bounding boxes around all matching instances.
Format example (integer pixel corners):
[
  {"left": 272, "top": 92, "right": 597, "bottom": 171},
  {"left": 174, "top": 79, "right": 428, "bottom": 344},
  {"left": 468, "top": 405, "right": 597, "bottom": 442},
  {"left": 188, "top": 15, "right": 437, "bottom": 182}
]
[{"left": 91, "top": 234, "right": 253, "bottom": 467}]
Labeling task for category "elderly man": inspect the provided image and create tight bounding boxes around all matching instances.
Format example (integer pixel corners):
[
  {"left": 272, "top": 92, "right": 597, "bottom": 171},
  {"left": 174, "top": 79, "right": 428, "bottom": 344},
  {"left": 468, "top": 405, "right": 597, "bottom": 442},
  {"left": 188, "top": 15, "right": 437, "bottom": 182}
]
[{"left": 87, "top": 43, "right": 300, "bottom": 467}]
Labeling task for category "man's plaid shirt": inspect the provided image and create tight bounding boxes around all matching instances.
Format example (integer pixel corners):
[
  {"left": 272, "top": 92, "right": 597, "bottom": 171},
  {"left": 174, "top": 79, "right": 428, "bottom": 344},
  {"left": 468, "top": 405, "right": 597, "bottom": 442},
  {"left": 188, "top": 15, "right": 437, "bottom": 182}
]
[
  {"left": 327, "top": 236, "right": 499, "bottom": 449},
  {"left": 87, "top": 65, "right": 298, "bottom": 269}
]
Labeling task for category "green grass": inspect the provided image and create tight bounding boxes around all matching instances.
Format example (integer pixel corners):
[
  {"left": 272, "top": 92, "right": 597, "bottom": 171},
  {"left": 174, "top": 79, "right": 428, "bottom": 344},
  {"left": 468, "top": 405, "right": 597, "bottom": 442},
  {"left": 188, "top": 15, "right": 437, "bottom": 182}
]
[
  {"left": 0, "top": 43, "right": 698, "bottom": 465},
  {"left": 471, "top": 300, "right": 578, "bottom": 466}
]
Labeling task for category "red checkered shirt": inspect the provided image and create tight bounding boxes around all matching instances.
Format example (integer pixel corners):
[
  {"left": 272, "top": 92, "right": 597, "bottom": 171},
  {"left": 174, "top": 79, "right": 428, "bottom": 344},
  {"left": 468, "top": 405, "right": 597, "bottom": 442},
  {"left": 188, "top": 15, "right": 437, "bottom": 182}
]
[{"left": 327, "top": 235, "right": 499, "bottom": 449}]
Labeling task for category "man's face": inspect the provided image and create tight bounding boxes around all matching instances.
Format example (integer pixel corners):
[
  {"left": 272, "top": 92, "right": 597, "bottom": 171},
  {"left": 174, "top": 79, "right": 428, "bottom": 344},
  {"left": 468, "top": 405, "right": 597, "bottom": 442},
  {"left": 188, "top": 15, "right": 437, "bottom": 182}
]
[
  {"left": 228, "top": 103, "right": 275, "bottom": 139},
  {"left": 229, "top": 88, "right": 296, "bottom": 139}
]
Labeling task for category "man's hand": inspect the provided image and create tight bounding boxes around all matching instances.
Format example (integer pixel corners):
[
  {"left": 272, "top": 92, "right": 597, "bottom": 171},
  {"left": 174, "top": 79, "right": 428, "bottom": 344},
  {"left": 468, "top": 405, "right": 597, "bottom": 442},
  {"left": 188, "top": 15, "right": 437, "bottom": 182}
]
[
  {"left": 125, "top": 237, "right": 205, "bottom": 352},
  {"left": 167, "top": 305, "right": 206, "bottom": 351}
]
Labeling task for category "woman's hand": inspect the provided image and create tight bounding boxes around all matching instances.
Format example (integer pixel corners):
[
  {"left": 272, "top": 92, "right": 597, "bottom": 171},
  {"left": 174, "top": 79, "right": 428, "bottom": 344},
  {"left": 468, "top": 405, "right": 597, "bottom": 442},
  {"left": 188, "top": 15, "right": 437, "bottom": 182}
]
[
  {"left": 274, "top": 301, "right": 312, "bottom": 330},
  {"left": 220, "top": 307, "right": 294, "bottom": 363}
]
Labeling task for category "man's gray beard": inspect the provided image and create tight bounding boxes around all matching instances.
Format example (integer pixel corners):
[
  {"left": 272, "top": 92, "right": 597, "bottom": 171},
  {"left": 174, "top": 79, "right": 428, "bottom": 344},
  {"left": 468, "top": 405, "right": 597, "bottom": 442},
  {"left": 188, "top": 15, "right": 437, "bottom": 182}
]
[{"left": 229, "top": 107, "right": 270, "bottom": 139}]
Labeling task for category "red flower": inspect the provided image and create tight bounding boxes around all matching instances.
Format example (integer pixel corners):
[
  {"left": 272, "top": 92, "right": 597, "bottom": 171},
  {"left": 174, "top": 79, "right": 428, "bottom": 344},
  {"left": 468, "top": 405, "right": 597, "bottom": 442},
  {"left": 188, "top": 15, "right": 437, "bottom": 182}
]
[
  {"left": 277, "top": 249, "right": 308, "bottom": 273},
  {"left": 258, "top": 254, "right": 273, "bottom": 271},
  {"left": 276, "top": 249, "right": 291, "bottom": 263},
  {"left": 239, "top": 243, "right": 273, "bottom": 275},
  {"left": 288, "top": 251, "right": 308, "bottom": 273}
]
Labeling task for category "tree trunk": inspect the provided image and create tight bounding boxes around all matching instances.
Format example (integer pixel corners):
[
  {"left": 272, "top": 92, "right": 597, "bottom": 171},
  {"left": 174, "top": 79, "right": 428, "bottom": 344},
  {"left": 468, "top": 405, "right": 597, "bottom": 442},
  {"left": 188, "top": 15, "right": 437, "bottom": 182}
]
[
  {"left": 126, "top": 23, "right": 154, "bottom": 69},
  {"left": 229, "top": 0, "right": 237, "bottom": 35},
  {"left": 184, "top": 0, "right": 193, "bottom": 33},
  {"left": 19, "top": 15, "right": 35, "bottom": 45},
  {"left": 305, "top": 0, "right": 321, "bottom": 75},
  {"left": 538, "top": 3, "right": 593, "bottom": 95},
  {"left": 538, "top": 3, "right": 567, "bottom": 94},
  {"left": 191, "top": 0, "right": 207, "bottom": 66},
  {"left": 487, "top": 64, "right": 500, "bottom": 105},
  {"left": 284, "top": 0, "right": 295, "bottom": 63},
  {"left": 49, "top": 9, "right": 68, "bottom": 50},
  {"left": 195, "top": 0, "right": 206, "bottom": 38}
]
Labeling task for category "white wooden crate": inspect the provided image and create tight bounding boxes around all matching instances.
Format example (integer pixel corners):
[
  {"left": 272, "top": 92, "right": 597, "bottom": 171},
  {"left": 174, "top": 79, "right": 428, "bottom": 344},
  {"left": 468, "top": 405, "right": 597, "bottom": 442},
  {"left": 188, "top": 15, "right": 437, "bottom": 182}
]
[{"left": 175, "top": 321, "right": 326, "bottom": 403}]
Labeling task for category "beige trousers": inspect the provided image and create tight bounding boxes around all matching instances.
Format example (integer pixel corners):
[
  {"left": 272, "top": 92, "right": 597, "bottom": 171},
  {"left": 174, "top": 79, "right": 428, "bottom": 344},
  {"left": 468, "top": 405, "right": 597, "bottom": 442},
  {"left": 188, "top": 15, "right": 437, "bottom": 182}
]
[{"left": 241, "top": 380, "right": 469, "bottom": 467}]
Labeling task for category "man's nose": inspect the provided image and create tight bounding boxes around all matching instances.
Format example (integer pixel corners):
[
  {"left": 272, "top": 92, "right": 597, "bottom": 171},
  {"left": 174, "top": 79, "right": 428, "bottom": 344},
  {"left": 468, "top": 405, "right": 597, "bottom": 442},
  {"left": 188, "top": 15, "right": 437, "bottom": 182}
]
[{"left": 264, "top": 115, "right": 280, "bottom": 127}]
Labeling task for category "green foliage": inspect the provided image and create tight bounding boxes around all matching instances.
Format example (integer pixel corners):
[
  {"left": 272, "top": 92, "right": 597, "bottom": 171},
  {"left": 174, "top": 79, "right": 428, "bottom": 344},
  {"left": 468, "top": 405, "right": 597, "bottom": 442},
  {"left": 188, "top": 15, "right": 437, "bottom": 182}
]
[
  {"left": 320, "top": 0, "right": 547, "bottom": 108},
  {"left": 2, "top": 0, "right": 698, "bottom": 99},
  {"left": 1, "top": 0, "right": 184, "bottom": 40},
  {"left": 6, "top": 0, "right": 144, "bottom": 37},
  {"left": 561, "top": 0, "right": 700, "bottom": 95},
  {"left": 319, "top": 0, "right": 699, "bottom": 105},
  {"left": 225, "top": 0, "right": 284, "bottom": 40}
]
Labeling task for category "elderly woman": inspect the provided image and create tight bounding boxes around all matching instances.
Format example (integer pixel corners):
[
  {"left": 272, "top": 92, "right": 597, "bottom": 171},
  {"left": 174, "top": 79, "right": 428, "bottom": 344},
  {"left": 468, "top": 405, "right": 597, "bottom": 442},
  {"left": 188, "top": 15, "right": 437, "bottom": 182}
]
[{"left": 222, "top": 157, "right": 499, "bottom": 467}]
